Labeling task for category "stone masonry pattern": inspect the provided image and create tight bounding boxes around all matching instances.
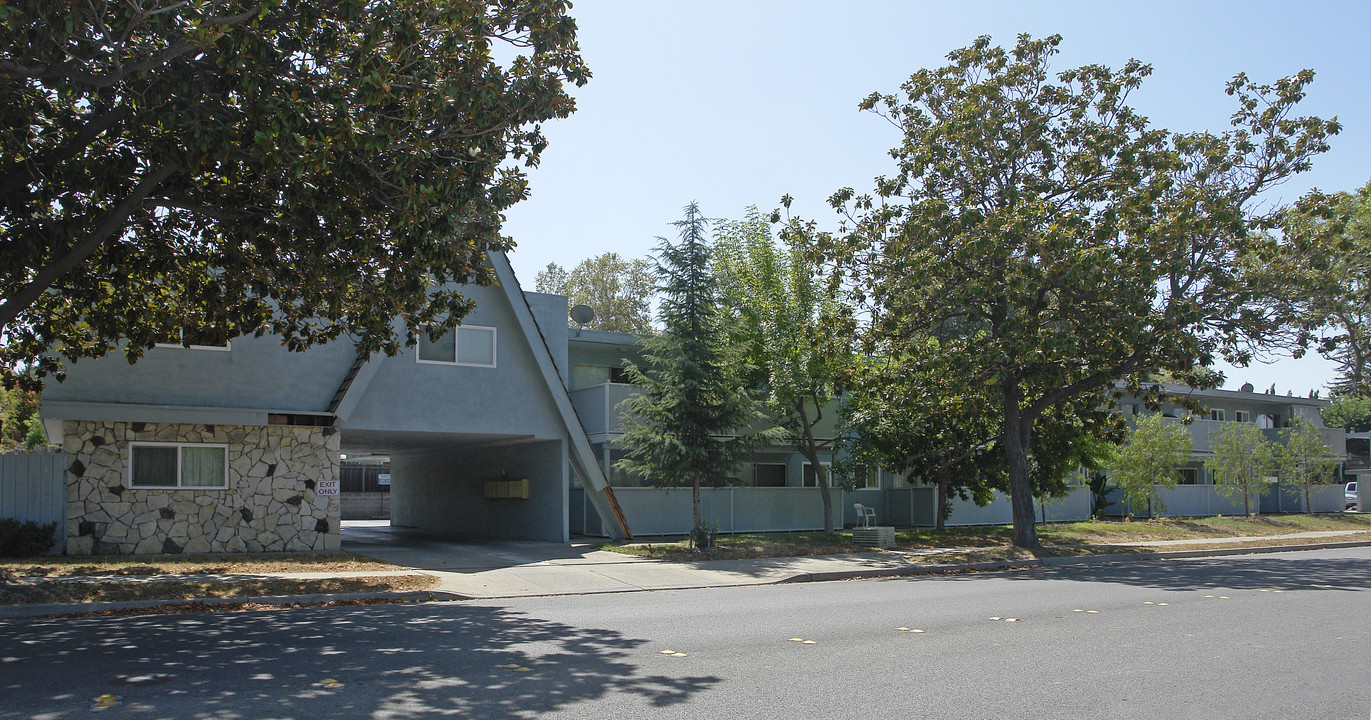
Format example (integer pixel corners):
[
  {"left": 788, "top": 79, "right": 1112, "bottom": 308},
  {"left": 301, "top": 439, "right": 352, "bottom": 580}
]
[{"left": 63, "top": 421, "right": 341, "bottom": 554}]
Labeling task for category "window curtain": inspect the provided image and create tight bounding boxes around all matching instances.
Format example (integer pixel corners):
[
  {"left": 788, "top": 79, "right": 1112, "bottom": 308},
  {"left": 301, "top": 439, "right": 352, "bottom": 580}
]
[{"left": 181, "top": 447, "right": 226, "bottom": 487}]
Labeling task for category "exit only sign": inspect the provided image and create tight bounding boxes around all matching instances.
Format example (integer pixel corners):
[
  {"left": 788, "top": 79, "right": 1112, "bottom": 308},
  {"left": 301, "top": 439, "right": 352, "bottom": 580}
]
[{"left": 316, "top": 479, "right": 340, "bottom": 496}]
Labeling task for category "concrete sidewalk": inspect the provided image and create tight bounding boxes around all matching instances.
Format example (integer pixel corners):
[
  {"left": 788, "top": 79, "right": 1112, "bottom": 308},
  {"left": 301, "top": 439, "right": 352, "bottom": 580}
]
[
  {"left": 376, "top": 528, "right": 1371, "bottom": 599},
  {"left": 2, "top": 526, "right": 1367, "bottom": 618}
]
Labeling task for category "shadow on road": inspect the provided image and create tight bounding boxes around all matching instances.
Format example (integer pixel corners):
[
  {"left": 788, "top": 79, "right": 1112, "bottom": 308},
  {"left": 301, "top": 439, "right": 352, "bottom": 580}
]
[
  {"left": 1012, "top": 554, "right": 1371, "bottom": 593},
  {"left": 0, "top": 603, "right": 721, "bottom": 719}
]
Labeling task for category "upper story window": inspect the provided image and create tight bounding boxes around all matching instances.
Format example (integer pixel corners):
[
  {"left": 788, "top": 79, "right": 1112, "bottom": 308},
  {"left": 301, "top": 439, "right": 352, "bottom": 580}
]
[
  {"left": 130, "top": 443, "right": 228, "bottom": 489},
  {"left": 1234, "top": 410, "right": 1252, "bottom": 423},
  {"left": 1209, "top": 409, "right": 1226, "bottom": 422},
  {"left": 417, "top": 326, "right": 496, "bottom": 367},
  {"left": 570, "top": 364, "right": 635, "bottom": 390}
]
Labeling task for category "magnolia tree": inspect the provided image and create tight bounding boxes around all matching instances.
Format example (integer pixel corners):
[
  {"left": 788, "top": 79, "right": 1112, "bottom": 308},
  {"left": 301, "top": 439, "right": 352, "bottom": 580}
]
[
  {"left": 811, "top": 34, "right": 1337, "bottom": 547},
  {"left": 1, "top": 0, "right": 588, "bottom": 388}
]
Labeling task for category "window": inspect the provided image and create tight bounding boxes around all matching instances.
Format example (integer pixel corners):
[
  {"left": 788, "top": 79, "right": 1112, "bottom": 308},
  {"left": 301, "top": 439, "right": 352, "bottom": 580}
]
[
  {"left": 1178, "top": 467, "right": 1199, "bottom": 485},
  {"left": 802, "top": 462, "right": 832, "bottom": 488},
  {"left": 753, "top": 463, "right": 787, "bottom": 487},
  {"left": 1234, "top": 410, "right": 1251, "bottom": 423},
  {"left": 857, "top": 466, "right": 882, "bottom": 490},
  {"left": 130, "top": 443, "right": 228, "bottom": 489},
  {"left": 1257, "top": 413, "right": 1279, "bottom": 429},
  {"left": 1209, "top": 409, "right": 1226, "bottom": 422},
  {"left": 417, "top": 326, "right": 496, "bottom": 367},
  {"left": 570, "top": 364, "right": 635, "bottom": 390}
]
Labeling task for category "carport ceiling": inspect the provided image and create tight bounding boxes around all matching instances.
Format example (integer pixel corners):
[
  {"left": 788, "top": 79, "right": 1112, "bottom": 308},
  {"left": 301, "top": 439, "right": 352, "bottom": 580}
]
[{"left": 340, "top": 429, "right": 539, "bottom": 458}]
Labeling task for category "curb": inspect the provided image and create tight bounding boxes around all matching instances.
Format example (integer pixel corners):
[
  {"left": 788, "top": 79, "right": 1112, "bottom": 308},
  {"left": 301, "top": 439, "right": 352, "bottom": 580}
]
[
  {"left": 0, "top": 589, "right": 467, "bottom": 620},
  {"left": 779, "top": 539, "right": 1371, "bottom": 584},
  {"left": 1, "top": 540, "right": 1366, "bottom": 613}
]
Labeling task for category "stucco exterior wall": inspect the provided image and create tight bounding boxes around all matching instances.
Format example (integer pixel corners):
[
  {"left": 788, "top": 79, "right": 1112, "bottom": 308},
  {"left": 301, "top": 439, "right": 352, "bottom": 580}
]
[
  {"left": 62, "top": 421, "right": 340, "bottom": 554},
  {"left": 390, "top": 439, "right": 567, "bottom": 542},
  {"left": 342, "top": 284, "right": 566, "bottom": 438}
]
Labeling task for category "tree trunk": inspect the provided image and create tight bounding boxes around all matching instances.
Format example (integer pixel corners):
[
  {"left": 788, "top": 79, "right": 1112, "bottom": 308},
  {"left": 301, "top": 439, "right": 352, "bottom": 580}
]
[
  {"left": 1002, "top": 386, "right": 1039, "bottom": 548},
  {"left": 691, "top": 476, "right": 701, "bottom": 531},
  {"left": 797, "top": 401, "right": 834, "bottom": 534},
  {"left": 935, "top": 470, "right": 949, "bottom": 532}
]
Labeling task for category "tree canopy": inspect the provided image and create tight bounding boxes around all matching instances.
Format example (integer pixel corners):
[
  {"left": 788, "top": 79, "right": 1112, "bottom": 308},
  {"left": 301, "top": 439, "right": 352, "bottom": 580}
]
[
  {"left": 1207, "top": 421, "right": 1274, "bottom": 516},
  {"left": 615, "top": 203, "right": 763, "bottom": 546},
  {"left": 714, "top": 208, "right": 847, "bottom": 532},
  {"left": 535, "top": 252, "right": 655, "bottom": 334},
  {"left": 812, "top": 34, "right": 1337, "bottom": 547},
  {"left": 1, "top": 0, "right": 588, "bottom": 389},
  {"left": 1105, "top": 413, "right": 1192, "bottom": 517},
  {"left": 1275, "top": 179, "right": 1371, "bottom": 396},
  {"left": 1276, "top": 415, "right": 1340, "bottom": 512}
]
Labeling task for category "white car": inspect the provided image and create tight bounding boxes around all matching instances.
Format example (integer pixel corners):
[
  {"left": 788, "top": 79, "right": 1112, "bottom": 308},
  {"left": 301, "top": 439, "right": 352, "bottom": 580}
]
[{"left": 1347, "top": 481, "right": 1359, "bottom": 511}]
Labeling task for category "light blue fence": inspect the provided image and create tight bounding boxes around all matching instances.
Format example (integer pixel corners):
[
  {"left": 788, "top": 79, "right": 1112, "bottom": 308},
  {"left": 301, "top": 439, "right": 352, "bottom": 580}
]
[
  {"left": 1106, "top": 483, "right": 1347, "bottom": 518},
  {"left": 940, "top": 487, "right": 1093, "bottom": 527},
  {"left": 574, "top": 484, "right": 1094, "bottom": 536},
  {"left": 573, "top": 486, "right": 844, "bottom": 536},
  {"left": 0, "top": 449, "right": 67, "bottom": 554}
]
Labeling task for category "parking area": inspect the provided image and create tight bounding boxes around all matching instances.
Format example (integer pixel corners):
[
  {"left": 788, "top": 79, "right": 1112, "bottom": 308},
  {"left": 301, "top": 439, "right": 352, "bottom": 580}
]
[{"left": 341, "top": 520, "right": 621, "bottom": 573}]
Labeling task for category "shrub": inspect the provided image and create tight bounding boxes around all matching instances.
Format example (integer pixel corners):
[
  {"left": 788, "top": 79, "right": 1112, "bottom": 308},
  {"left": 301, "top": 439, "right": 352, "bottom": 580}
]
[{"left": 0, "top": 519, "right": 59, "bottom": 557}]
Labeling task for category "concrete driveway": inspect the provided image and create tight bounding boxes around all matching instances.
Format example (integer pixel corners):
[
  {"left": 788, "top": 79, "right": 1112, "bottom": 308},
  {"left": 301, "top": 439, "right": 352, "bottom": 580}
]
[
  {"left": 341, "top": 520, "right": 634, "bottom": 572},
  {"left": 339, "top": 520, "right": 890, "bottom": 598}
]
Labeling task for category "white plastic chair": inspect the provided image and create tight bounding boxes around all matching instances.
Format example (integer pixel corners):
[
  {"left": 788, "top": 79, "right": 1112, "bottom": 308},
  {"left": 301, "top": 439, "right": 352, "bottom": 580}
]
[{"left": 854, "top": 502, "right": 876, "bottom": 527}]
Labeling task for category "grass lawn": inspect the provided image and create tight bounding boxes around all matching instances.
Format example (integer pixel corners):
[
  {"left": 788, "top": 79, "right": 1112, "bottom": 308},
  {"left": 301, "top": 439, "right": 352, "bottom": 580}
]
[
  {"left": 0, "top": 552, "right": 436, "bottom": 606},
  {"left": 0, "top": 575, "right": 439, "bottom": 606},
  {"left": 597, "top": 513, "right": 1371, "bottom": 562}
]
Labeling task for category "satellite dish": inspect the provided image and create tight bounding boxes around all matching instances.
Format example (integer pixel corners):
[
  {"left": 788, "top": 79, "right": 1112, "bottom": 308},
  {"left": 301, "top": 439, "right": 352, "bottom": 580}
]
[{"left": 570, "top": 304, "right": 596, "bottom": 335}]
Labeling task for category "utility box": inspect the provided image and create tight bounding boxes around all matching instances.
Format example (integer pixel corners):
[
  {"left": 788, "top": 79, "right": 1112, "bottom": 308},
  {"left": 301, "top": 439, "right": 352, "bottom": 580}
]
[
  {"left": 483, "top": 478, "right": 530, "bottom": 500},
  {"left": 851, "top": 526, "right": 895, "bottom": 549}
]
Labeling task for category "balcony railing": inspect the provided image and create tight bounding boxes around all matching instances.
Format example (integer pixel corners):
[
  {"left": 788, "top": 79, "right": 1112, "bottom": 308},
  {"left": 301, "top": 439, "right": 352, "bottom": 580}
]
[{"left": 1159, "top": 416, "right": 1345, "bottom": 456}]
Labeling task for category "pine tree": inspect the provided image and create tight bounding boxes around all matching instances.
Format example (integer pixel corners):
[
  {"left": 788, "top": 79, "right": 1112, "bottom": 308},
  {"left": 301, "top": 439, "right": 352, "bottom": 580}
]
[{"left": 615, "top": 203, "right": 763, "bottom": 548}]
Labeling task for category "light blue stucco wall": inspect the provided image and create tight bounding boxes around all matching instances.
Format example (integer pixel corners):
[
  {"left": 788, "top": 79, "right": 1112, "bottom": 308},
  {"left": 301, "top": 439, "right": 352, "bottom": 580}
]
[
  {"left": 44, "top": 333, "right": 356, "bottom": 412},
  {"left": 524, "top": 291, "right": 569, "bottom": 387},
  {"left": 341, "top": 283, "right": 566, "bottom": 438}
]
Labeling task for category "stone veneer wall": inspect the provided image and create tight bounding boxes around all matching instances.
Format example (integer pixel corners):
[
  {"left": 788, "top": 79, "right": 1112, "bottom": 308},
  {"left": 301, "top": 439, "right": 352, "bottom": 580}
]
[{"left": 62, "top": 420, "right": 340, "bottom": 554}]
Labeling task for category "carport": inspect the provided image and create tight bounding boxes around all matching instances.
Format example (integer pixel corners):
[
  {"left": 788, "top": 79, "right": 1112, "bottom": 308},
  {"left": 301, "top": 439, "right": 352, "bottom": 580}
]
[{"left": 341, "top": 430, "right": 572, "bottom": 543}]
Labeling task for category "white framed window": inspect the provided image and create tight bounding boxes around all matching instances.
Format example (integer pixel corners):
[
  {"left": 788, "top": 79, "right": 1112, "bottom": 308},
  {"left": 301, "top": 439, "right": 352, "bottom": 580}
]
[
  {"left": 129, "top": 443, "right": 228, "bottom": 489},
  {"left": 1178, "top": 467, "right": 1199, "bottom": 485},
  {"left": 860, "top": 466, "right": 883, "bottom": 490},
  {"left": 1209, "top": 409, "right": 1226, "bottom": 422},
  {"left": 1234, "top": 410, "right": 1252, "bottom": 423},
  {"left": 417, "top": 325, "right": 496, "bottom": 367},
  {"left": 802, "top": 461, "right": 832, "bottom": 488}
]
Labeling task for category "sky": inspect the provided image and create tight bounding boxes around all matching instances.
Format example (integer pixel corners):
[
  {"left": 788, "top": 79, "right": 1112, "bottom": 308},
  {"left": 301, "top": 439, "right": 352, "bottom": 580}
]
[{"left": 499, "top": 0, "right": 1371, "bottom": 396}]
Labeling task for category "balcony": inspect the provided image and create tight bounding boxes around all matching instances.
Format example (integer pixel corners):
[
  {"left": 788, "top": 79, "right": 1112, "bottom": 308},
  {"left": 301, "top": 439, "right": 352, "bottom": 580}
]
[
  {"left": 569, "top": 383, "right": 845, "bottom": 443},
  {"left": 1160, "top": 417, "right": 1346, "bottom": 456},
  {"left": 569, "top": 382, "right": 640, "bottom": 436}
]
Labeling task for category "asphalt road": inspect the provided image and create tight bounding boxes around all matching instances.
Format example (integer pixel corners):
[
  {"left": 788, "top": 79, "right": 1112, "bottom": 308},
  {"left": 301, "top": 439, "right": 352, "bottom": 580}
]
[{"left": 0, "top": 547, "right": 1367, "bottom": 719}]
